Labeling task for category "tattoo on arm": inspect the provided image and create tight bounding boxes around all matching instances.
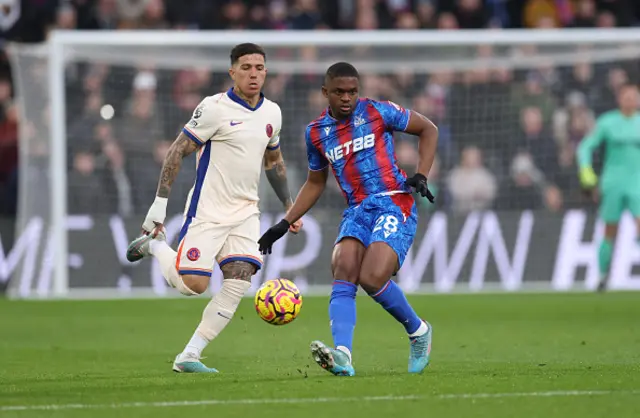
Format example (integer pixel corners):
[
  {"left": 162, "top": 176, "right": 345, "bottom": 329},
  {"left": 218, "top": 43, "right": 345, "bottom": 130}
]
[
  {"left": 221, "top": 261, "right": 256, "bottom": 282},
  {"left": 264, "top": 148, "right": 293, "bottom": 207},
  {"left": 157, "top": 132, "right": 200, "bottom": 198}
]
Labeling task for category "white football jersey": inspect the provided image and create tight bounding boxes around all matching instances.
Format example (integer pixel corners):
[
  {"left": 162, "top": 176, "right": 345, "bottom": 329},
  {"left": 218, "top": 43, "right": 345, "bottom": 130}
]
[{"left": 181, "top": 89, "right": 282, "bottom": 223}]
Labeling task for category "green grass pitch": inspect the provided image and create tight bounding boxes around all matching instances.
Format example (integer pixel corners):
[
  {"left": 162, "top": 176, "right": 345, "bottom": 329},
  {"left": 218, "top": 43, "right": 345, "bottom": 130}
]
[{"left": 1, "top": 292, "right": 639, "bottom": 418}]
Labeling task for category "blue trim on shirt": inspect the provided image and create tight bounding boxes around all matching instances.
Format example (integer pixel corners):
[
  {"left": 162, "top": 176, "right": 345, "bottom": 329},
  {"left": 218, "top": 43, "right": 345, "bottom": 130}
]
[
  {"left": 227, "top": 88, "right": 264, "bottom": 111},
  {"left": 182, "top": 127, "right": 204, "bottom": 145},
  {"left": 178, "top": 269, "right": 212, "bottom": 277}
]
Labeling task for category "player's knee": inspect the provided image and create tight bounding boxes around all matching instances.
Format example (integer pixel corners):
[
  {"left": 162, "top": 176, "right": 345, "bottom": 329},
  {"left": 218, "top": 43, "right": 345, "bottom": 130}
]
[
  {"left": 358, "top": 269, "right": 389, "bottom": 295},
  {"left": 178, "top": 275, "right": 208, "bottom": 295},
  {"left": 332, "top": 259, "right": 360, "bottom": 284},
  {"left": 221, "top": 261, "right": 257, "bottom": 282}
]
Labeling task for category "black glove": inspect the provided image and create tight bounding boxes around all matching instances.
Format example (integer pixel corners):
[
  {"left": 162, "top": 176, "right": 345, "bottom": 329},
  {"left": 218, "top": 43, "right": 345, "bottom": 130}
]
[
  {"left": 258, "top": 219, "right": 290, "bottom": 254},
  {"left": 405, "top": 173, "right": 435, "bottom": 203}
]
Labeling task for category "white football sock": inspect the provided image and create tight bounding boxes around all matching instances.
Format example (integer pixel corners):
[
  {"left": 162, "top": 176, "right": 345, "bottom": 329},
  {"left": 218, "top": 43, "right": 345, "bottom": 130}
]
[
  {"left": 183, "top": 333, "right": 209, "bottom": 359},
  {"left": 336, "top": 345, "right": 352, "bottom": 363},
  {"left": 149, "top": 240, "right": 179, "bottom": 288},
  {"left": 409, "top": 321, "right": 429, "bottom": 338},
  {"left": 181, "top": 279, "right": 250, "bottom": 358}
]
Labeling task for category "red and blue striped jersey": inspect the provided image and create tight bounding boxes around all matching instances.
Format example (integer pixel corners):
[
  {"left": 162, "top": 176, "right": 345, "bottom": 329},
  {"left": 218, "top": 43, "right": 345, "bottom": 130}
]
[{"left": 305, "top": 98, "right": 411, "bottom": 207}]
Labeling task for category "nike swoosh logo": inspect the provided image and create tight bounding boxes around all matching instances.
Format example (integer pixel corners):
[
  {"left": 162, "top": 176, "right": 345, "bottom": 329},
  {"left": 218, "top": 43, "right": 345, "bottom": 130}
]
[{"left": 230, "top": 121, "right": 243, "bottom": 126}]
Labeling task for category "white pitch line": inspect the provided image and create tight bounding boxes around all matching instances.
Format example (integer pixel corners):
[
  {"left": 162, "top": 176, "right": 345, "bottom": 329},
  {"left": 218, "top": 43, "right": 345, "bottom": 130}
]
[{"left": 1, "top": 390, "right": 637, "bottom": 412}]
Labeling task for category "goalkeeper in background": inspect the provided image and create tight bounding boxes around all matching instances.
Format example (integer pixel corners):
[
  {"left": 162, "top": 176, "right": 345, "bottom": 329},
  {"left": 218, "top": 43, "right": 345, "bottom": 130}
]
[{"left": 577, "top": 83, "right": 640, "bottom": 292}]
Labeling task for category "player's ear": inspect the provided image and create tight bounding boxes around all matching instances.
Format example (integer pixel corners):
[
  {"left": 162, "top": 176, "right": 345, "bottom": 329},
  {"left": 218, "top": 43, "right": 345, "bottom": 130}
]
[
  {"left": 321, "top": 86, "right": 328, "bottom": 99},
  {"left": 228, "top": 67, "right": 235, "bottom": 82}
]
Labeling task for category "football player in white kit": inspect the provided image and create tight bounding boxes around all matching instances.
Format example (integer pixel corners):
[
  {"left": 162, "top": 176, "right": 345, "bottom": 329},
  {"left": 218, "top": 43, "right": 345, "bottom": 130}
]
[{"left": 126, "top": 43, "right": 302, "bottom": 373}]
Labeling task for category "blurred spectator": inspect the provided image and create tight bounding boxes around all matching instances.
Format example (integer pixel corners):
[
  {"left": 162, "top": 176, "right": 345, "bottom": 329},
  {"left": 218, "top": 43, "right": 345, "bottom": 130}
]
[
  {"left": 101, "top": 139, "right": 134, "bottom": 216},
  {"left": 415, "top": 0, "right": 437, "bottom": 28},
  {"left": 118, "top": 0, "right": 151, "bottom": 24},
  {"left": 138, "top": 0, "right": 169, "bottom": 29},
  {"left": 553, "top": 91, "right": 595, "bottom": 151},
  {"left": 289, "top": 0, "right": 325, "bottom": 30},
  {"left": 511, "top": 71, "right": 556, "bottom": 125},
  {"left": 544, "top": 184, "right": 564, "bottom": 212},
  {"left": 523, "top": 0, "right": 562, "bottom": 28},
  {"left": 596, "top": 10, "right": 616, "bottom": 27},
  {"left": 514, "top": 106, "right": 559, "bottom": 176},
  {"left": 57, "top": 3, "right": 78, "bottom": 30},
  {"left": 119, "top": 71, "right": 164, "bottom": 160},
  {"left": 69, "top": 150, "right": 107, "bottom": 213},
  {"left": 437, "top": 12, "right": 460, "bottom": 29},
  {"left": 500, "top": 152, "right": 545, "bottom": 210},
  {"left": 596, "top": 67, "right": 629, "bottom": 114},
  {"left": 453, "top": 0, "right": 489, "bottom": 29},
  {"left": 573, "top": 0, "right": 597, "bottom": 27},
  {"left": 565, "top": 62, "right": 600, "bottom": 107},
  {"left": 95, "top": 0, "right": 121, "bottom": 30},
  {"left": 447, "top": 146, "right": 497, "bottom": 214}
]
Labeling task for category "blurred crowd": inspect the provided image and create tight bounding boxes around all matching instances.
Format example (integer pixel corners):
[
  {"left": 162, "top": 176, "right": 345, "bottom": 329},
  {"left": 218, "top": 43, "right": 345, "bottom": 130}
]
[{"left": 1, "top": 0, "right": 640, "bottom": 216}]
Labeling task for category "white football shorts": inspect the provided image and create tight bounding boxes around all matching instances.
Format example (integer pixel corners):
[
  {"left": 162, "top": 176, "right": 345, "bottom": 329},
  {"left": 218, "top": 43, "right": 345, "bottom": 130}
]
[{"left": 175, "top": 214, "right": 262, "bottom": 277}]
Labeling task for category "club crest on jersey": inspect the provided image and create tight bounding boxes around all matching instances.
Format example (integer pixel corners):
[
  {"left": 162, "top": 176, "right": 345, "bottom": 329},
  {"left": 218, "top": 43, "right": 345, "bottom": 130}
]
[
  {"left": 266, "top": 124, "right": 273, "bottom": 138},
  {"left": 324, "top": 127, "right": 331, "bottom": 136},
  {"left": 193, "top": 105, "right": 204, "bottom": 119},
  {"left": 354, "top": 115, "right": 366, "bottom": 127},
  {"left": 325, "top": 133, "right": 375, "bottom": 163},
  {"left": 187, "top": 248, "right": 201, "bottom": 261}
]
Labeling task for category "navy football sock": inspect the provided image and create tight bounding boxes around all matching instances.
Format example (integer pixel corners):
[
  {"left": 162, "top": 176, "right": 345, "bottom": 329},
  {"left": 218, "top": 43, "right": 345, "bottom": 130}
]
[
  {"left": 369, "top": 280, "right": 422, "bottom": 334},
  {"left": 329, "top": 280, "right": 357, "bottom": 353}
]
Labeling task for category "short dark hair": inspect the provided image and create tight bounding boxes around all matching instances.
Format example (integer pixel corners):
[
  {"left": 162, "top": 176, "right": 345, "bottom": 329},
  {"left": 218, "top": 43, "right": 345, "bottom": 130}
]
[
  {"left": 325, "top": 62, "right": 359, "bottom": 83},
  {"left": 230, "top": 43, "right": 266, "bottom": 65}
]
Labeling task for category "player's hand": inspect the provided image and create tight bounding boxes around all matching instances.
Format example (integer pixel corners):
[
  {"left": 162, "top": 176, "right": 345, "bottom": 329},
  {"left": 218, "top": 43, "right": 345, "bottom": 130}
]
[
  {"left": 405, "top": 173, "right": 435, "bottom": 203},
  {"left": 258, "top": 219, "right": 290, "bottom": 254},
  {"left": 289, "top": 218, "right": 303, "bottom": 234},
  {"left": 579, "top": 166, "right": 598, "bottom": 189},
  {"left": 142, "top": 197, "right": 168, "bottom": 237}
]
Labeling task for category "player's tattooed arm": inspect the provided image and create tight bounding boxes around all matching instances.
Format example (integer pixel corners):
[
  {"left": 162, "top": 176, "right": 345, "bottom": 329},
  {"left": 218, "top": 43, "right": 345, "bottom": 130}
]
[
  {"left": 404, "top": 110, "right": 439, "bottom": 177},
  {"left": 263, "top": 148, "right": 293, "bottom": 209},
  {"left": 221, "top": 261, "right": 256, "bottom": 282},
  {"left": 156, "top": 132, "right": 200, "bottom": 198}
]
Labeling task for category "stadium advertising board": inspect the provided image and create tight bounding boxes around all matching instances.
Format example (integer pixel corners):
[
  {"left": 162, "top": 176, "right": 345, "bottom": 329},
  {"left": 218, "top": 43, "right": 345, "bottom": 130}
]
[{"left": 2, "top": 210, "right": 640, "bottom": 297}]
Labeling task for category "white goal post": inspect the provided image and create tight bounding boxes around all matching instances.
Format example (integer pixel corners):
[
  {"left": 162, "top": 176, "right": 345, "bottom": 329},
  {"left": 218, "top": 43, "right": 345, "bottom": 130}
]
[{"left": 7, "top": 28, "right": 640, "bottom": 298}]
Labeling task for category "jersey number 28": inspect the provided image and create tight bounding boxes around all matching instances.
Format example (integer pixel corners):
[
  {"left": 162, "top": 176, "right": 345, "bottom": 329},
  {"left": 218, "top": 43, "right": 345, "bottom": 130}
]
[{"left": 373, "top": 215, "right": 399, "bottom": 235}]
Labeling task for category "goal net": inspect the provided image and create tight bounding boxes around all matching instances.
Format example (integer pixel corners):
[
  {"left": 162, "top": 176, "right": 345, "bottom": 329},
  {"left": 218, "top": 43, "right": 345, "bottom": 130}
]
[{"left": 6, "top": 29, "right": 640, "bottom": 298}]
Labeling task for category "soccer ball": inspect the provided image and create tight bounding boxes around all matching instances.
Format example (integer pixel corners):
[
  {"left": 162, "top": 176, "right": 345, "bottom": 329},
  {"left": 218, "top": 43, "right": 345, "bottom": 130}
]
[{"left": 254, "top": 278, "right": 302, "bottom": 325}]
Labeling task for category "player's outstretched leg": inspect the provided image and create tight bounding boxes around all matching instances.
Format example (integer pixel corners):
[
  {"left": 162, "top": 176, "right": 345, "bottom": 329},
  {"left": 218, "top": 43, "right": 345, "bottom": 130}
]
[
  {"left": 173, "top": 261, "right": 253, "bottom": 373},
  {"left": 359, "top": 243, "right": 432, "bottom": 374},
  {"left": 309, "top": 238, "right": 363, "bottom": 376}
]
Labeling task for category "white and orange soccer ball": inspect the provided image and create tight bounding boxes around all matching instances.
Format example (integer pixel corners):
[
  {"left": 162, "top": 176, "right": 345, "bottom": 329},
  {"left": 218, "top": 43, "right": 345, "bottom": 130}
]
[{"left": 254, "top": 278, "right": 303, "bottom": 325}]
